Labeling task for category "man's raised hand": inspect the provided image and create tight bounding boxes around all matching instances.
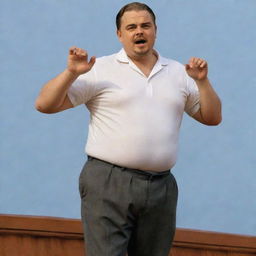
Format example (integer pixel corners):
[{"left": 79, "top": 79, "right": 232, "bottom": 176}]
[
  {"left": 67, "top": 46, "right": 96, "bottom": 76},
  {"left": 185, "top": 57, "right": 208, "bottom": 81}
]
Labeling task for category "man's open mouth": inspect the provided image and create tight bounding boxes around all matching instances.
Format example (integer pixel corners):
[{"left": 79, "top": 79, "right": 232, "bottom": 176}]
[{"left": 134, "top": 39, "right": 147, "bottom": 45}]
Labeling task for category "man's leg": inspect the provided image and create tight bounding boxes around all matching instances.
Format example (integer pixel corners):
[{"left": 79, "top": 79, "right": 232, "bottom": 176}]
[
  {"left": 79, "top": 157, "right": 135, "bottom": 256},
  {"left": 127, "top": 173, "right": 178, "bottom": 256},
  {"left": 79, "top": 157, "right": 178, "bottom": 256}
]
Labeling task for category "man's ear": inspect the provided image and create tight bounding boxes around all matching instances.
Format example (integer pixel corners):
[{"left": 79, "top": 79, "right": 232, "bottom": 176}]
[{"left": 116, "top": 29, "right": 122, "bottom": 42}]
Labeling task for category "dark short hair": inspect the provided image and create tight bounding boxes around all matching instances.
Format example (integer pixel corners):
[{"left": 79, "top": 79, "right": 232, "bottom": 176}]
[{"left": 116, "top": 2, "right": 156, "bottom": 30}]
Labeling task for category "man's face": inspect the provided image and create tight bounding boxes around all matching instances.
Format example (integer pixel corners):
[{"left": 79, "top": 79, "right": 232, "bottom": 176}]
[{"left": 117, "top": 10, "right": 157, "bottom": 59}]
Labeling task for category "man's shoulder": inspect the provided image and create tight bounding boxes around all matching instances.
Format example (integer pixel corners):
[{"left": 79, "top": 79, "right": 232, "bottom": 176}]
[
  {"left": 160, "top": 55, "right": 184, "bottom": 68},
  {"left": 91, "top": 51, "right": 121, "bottom": 75},
  {"left": 160, "top": 55, "right": 186, "bottom": 75},
  {"left": 95, "top": 52, "right": 119, "bottom": 64}
]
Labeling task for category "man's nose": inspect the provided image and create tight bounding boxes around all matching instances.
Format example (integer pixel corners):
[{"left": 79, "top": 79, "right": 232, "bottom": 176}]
[{"left": 135, "top": 26, "right": 143, "bottom": 35}]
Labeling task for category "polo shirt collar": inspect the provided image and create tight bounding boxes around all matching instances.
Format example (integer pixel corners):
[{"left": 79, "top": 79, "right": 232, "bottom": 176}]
[{"left": 116, "top": 48, "right": 169, "bottom": 66}]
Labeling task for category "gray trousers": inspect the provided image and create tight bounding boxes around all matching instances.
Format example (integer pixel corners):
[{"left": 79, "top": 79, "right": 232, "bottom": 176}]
[{"left": 79, "top": 156, "right": 178, "bottom": 256}]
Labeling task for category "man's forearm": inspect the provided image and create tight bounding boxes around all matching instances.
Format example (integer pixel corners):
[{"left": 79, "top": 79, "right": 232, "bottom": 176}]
[
  {"left": 35, "top": 69, "right": 78, "bottom": 113},
  {"left": 196, "top": 78, "right": 222, "bottom": 125}
]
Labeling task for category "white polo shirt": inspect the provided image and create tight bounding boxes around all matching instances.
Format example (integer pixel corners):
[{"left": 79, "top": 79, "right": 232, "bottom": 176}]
[{"left": 68, "top": 49, "right": 200, "bottom": 171}]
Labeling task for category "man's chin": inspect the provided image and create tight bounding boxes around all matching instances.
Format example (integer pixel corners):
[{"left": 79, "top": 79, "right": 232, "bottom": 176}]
[{"left": 134, "top": 49, "right": 150, "bottom": 56}]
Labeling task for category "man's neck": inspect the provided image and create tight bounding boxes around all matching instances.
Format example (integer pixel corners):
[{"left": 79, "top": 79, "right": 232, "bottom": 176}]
[
  {"left": 129, "top": 50, "right": 157, "bottom": 64},
  {"left": 128, "top": 50, "right": 158, "bottom": 77}
]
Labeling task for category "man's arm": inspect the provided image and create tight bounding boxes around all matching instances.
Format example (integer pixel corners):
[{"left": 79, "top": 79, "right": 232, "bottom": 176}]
[
  {"left": 185, "top": 57, "right": 222, "bottom": 126},
  {"left": 35, "top": 47, "right": 96, "bottom": 114}
]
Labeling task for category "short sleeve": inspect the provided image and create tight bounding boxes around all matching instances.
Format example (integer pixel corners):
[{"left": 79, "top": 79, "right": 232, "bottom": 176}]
[
  {"left": 67, "top": 68, "right": 96, "bottom": 107},
  {"left": 184, "top": 75, "right": 200, "bottom": 116}
]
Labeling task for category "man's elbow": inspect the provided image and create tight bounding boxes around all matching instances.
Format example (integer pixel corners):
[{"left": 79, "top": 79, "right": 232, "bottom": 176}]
[
  {"left": 34, "top": 99, "right": 57, "bottom": 114},
  {"left": 205, "top": 115, "right": 222, "bottom": 126}
]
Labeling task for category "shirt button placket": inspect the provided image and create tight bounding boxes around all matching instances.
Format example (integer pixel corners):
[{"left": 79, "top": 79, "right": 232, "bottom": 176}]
[{"left": 146, "top": 80, "right": 153, "bottom": 97}]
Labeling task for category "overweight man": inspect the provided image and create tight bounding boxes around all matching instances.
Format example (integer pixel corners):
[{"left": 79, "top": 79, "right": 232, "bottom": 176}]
[{"left": 35, "top": 2, "right": 222, "bottom": 256}]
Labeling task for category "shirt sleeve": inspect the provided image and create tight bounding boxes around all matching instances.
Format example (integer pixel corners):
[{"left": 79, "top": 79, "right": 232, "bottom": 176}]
[
  {"left": 184, "top": 75, "right": 200, "bottom": 116},
  {"left": 67, "top": 68, "right": 96, "bottom": 107}
]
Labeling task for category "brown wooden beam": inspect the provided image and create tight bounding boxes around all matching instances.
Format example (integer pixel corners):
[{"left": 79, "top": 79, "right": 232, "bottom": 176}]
[{"left": 1, "top": 214, "right": 256, "bottom": 255}]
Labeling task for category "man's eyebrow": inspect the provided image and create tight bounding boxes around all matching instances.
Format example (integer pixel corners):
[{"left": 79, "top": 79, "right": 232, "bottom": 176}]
[
  {"left": 141, "top": 22, "right": 152, "bottom": 26},
  {"left": 125, "top": 23, "right": 136, "bottom": 28},
  {"left": 125, "top": 22, "right": 152, "bottom": 28}
]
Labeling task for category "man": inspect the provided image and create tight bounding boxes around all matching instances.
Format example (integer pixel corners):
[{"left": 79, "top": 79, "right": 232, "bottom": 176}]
[{"left": 35, "top": 2, "right": 221, "bottom": 256}]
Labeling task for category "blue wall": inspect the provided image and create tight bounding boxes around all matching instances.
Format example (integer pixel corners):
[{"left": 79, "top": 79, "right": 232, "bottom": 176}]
[{"left": 1, "top": 0, "right": 255, "bottom": 235}]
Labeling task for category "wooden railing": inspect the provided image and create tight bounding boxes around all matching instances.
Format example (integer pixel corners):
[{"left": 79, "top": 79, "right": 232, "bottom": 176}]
[{"left": 0, "top": 214, "right": 256, "bottom": 256}]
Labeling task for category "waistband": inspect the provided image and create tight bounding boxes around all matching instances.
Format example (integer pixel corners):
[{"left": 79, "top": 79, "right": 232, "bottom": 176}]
[{"left": 87, "top": 156, "right": 170, "bottom": 180}]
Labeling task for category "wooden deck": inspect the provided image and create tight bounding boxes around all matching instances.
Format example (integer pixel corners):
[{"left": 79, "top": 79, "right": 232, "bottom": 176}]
[{"left": 1, "top": 214, "right": 255, "bottom": 256}]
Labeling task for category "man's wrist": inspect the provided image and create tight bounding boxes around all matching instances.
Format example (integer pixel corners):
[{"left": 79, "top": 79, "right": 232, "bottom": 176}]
[
  {"left": 195, "top": 77, "right": 209, "bottom": 87},
  {"left": 64, "top": 69, "right": 80, "bottom": 80}
]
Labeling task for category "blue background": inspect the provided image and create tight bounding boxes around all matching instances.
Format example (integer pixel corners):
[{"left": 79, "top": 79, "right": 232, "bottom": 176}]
[{"left": 1, "top": 0, "right": 255, "bottom": 235}]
